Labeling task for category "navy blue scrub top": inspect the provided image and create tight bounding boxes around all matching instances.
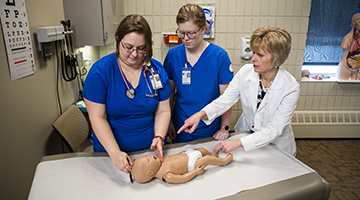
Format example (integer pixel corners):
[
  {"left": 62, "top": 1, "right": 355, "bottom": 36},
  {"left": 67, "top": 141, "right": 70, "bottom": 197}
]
[{"left": 83, "top": 53, "right": 170, "bottom": 152}]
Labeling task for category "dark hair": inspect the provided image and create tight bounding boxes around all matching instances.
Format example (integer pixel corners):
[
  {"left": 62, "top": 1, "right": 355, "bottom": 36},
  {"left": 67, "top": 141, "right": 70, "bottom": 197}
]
[{"left": 115, "top": 14, "right": 153, "bottom": 63}]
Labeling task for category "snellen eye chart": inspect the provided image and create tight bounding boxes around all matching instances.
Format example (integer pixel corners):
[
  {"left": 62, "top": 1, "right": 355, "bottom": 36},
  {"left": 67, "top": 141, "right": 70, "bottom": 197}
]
[{"left": 1, "top": 0, "right": 36, "bottom": 81}]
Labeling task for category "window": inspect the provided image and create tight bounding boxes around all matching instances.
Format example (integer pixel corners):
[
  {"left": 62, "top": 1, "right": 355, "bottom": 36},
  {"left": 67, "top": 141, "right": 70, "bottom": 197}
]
[
  {"left": 304, "top": 0, "right": 360, "bottom": 64},
  {"left": 302, "top": 0, "right": 360, "bottom": 80}
]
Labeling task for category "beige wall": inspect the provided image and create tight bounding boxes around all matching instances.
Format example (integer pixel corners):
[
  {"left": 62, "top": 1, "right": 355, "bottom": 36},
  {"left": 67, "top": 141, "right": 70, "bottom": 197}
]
[
  {"left": 0, "top": 0, "right": 79, "bottom": 199},
  {"left": 1, "top": 0, "right": 359, "bottom": 199},
  {"left": 117, "top": 0, "right": 360, "bottom": 128},
  {"left": 102, "top": 0, "right": 360, "bottom": 129}
]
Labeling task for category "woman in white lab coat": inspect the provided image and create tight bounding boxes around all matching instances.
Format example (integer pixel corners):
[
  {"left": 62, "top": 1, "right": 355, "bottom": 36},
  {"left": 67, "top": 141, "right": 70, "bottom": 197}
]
[{"left": 178, "top": 26, "right": 300, "bottom": 156}]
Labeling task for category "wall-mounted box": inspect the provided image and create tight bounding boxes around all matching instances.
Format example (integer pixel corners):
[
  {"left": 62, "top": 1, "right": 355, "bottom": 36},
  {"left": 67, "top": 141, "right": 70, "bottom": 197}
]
[
  {"left": 36, "top": 26, "right": 65, "bottom": 43},
  {"left": 36, "top": 26, "right": 65, "bottom": 55},
  {"left": 62, "top": 0, "right": 121, "bottom": 47},
  {"left": 162, "top": 32, "right": 182, "bottom": 44}
]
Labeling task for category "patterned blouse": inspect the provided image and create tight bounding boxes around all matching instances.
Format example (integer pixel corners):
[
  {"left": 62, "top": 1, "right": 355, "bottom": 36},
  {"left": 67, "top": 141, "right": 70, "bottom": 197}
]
[{"left": 251, "top": 80, "right": 270, "bottom": 133}]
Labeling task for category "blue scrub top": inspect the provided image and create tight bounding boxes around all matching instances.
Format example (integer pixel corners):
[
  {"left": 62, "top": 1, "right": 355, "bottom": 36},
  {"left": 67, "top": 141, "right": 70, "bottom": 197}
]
[
  {"left": 83, "top": 53, "right": 170, "bottom": 152},
  {"left": 164, "top": 42, "right": 233, "bottom": 142}
]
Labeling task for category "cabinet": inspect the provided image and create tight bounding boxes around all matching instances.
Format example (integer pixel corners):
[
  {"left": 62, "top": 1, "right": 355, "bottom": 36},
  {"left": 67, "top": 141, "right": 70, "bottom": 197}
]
[{"left": 62, "top": 0, "right": 122, "bottom": 47}]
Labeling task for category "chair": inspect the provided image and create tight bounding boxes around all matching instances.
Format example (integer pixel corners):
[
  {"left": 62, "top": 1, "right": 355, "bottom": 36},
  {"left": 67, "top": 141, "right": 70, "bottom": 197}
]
[{"left": 52, "top": 104, "right": 93, "bottom": 152}]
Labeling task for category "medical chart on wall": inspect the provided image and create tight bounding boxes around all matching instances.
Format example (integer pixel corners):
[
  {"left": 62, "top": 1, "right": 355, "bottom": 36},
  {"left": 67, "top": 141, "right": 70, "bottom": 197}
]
[{"left": 0, "top": 0, "right": 36, "bottom": 81}]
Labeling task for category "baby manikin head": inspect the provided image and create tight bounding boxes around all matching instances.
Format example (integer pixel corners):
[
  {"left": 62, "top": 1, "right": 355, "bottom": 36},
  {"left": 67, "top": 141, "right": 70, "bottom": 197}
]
[{"left": 131, "top": 154, "right": 161, "bottom": 183}]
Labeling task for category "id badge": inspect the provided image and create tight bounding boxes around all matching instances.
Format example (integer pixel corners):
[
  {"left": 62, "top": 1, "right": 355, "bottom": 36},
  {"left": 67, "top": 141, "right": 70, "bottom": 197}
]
[
  {"left": 182, "top": 67, "right": 191, "bottom": 85},
  {"left": 150, "top": 74, "right": 163, "bottom": 89}
]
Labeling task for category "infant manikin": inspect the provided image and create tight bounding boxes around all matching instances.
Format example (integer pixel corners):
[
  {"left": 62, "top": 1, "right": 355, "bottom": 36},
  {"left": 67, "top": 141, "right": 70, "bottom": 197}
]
[{"left": 131, "top": 148, "right": 233, "bottom": 184}]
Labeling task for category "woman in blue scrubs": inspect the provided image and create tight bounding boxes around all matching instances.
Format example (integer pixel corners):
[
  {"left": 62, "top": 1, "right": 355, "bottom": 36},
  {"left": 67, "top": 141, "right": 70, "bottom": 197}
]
[
  {"left": 83, "top": 15, "right": 171, "bottom": 173},
  {"left": 164, "top": 4, "right": 234, "bottom": 143}
]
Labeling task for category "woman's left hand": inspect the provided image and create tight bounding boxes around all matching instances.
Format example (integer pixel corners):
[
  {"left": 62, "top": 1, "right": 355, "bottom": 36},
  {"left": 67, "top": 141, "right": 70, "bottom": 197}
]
[
  {"left": 213, "top": 139, "right": 242, "bottom": 154},
  {"left": 150, "top": 137, "right": 164, "bottom": 161},
  {"left": 213, "top": 129, "right": 229, "bottom": 141}
]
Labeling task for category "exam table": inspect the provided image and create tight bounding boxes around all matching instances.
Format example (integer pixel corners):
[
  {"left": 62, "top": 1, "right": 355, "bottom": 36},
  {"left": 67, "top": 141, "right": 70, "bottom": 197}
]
[{"left": 28, "top": 133, "right": 330, "bottom": 200}]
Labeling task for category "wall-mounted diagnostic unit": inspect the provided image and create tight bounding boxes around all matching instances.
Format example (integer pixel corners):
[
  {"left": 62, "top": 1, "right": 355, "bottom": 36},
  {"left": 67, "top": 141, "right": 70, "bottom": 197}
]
[
  {"left": 62, "top": 0, "right": 122, "bottom": 47},
  {"left": 36, "top": 26, "right": 67, "bottom": 60},
  {"left": 36, "top": 26, "right": 65, "bottom": 43}
]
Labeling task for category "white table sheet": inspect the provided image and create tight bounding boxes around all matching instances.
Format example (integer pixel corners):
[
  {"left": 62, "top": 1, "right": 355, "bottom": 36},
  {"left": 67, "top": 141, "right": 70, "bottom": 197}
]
[{"left": 28, "top": 134, "right": 314, "bottom": 200}]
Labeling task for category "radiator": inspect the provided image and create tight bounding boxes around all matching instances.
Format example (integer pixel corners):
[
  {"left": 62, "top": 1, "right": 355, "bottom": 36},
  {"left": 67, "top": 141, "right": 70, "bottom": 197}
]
[{"left": 291, "top": 110, "right": 360, "bottom": 138}]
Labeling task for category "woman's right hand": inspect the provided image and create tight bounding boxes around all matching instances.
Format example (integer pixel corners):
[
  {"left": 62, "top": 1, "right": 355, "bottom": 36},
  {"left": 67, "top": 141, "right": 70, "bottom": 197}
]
[
  {"left": 177, "top": 110, "right": 207, "bottom": 134},
  {"left": 85, "top": 99, "right": 132, "bottom": 172},
  {"left": 110, "top": 151, "right": 132, "bottom": 173}
]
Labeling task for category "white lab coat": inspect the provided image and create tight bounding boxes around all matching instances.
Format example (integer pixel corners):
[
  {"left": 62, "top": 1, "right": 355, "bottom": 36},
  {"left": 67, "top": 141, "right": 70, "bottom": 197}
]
[{"left": 203, "top": 64, "right": 300, "bottom": 156}]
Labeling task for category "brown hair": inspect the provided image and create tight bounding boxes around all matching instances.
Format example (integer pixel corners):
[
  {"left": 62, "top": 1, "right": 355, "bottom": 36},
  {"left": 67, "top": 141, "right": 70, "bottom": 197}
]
[
  {"left": 176, "top": 4, "right": 208, "bottom": 30},
  {"left": 115, "top": 14, "right": 153, "bottom": 63},
  {"left": 250, "top": 26, "right": 291, "bottom": 67}
]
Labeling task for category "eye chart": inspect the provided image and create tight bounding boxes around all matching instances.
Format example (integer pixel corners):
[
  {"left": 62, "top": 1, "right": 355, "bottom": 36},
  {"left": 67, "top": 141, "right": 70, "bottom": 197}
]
[{"left": 0, "top": 0, "right": 35, "bottom": 81}]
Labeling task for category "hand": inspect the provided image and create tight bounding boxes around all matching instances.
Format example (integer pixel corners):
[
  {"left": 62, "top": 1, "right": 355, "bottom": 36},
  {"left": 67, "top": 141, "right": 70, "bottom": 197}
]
[
  {"left": 195, "top": 165, "right": 205, "bottom": 175},
  {"left": 150, "top": 137, "right": 164, "bottom": 161},
  {"left": 177, "top": 111, "right": 205, "bottom": 134},
  {"left": 109, "top": 151, "right": 132, "bottom": 173},
  {"left": 213, "top": 139, "right": 242, "bottom": 154},
  {"left": 213, "top": 129, "right": 229, "bottom": 141},
  {"left": 167, "top": 121, "right": 177, "bottom": 140}
]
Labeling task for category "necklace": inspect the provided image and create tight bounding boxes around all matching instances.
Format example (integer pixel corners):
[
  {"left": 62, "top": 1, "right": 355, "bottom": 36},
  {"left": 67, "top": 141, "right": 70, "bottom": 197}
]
[
  {"left": 117, "top": 59, "right": 135, "bottom": 99},
  {"left": 121, "top": 66, "right": 138, "bottom": 75}
]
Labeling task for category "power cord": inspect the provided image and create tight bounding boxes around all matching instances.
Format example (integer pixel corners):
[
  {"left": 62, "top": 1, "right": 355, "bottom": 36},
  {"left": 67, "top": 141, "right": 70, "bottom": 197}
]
[
  {"left": 55, "top": 19, "right": 88, "bottom": 114},
  {"left": 55, "top": 40, "right": 63, "bottom": 115}
]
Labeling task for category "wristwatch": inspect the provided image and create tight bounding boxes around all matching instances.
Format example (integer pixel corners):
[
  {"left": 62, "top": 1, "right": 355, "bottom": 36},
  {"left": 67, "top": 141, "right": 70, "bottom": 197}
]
[{"left": 222, "top": 125, "right": 230, "bottom": 131}]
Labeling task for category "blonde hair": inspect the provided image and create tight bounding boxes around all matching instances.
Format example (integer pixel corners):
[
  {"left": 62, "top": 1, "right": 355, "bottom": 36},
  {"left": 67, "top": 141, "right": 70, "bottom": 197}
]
[
  {"left": 250, "top": 26, "right": 291, "bottom": 67},
  {"left": 176, "top": 4, "right": 208, "bottom": 30}
]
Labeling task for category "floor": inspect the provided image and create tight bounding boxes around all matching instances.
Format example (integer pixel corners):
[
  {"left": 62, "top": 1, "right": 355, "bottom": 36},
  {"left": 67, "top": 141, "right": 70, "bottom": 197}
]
[{"left": 295, "top": 139, "right": 360, "bottom": 200}]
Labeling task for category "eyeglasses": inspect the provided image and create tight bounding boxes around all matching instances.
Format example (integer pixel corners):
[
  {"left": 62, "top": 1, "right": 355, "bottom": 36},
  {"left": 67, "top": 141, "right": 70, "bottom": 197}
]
[
  {"left": 175, "top": 28, "right": 201, "bottom": 39},
  {"left": 120, "top": 41, "right": 146, "bottom": 55}
]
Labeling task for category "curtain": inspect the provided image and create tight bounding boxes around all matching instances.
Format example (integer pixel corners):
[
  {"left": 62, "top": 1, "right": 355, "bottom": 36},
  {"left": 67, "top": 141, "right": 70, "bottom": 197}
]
[{"left": 303, "top": 0, "right": 360, "bottom": 64}]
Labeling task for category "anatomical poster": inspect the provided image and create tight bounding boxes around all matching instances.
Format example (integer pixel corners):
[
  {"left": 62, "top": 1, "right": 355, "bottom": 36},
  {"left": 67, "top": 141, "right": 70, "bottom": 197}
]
[{"left": 200, "top": 5, "right": 215, "bottom": 39}]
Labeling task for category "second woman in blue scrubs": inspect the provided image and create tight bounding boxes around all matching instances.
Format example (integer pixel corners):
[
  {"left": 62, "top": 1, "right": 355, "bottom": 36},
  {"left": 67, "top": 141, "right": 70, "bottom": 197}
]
[
  {"left": 164, "top": 4, "right": 233, "bottom": 143},
  {"left": 83, "top": 15, "right": 171, "bottom": 173}
]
